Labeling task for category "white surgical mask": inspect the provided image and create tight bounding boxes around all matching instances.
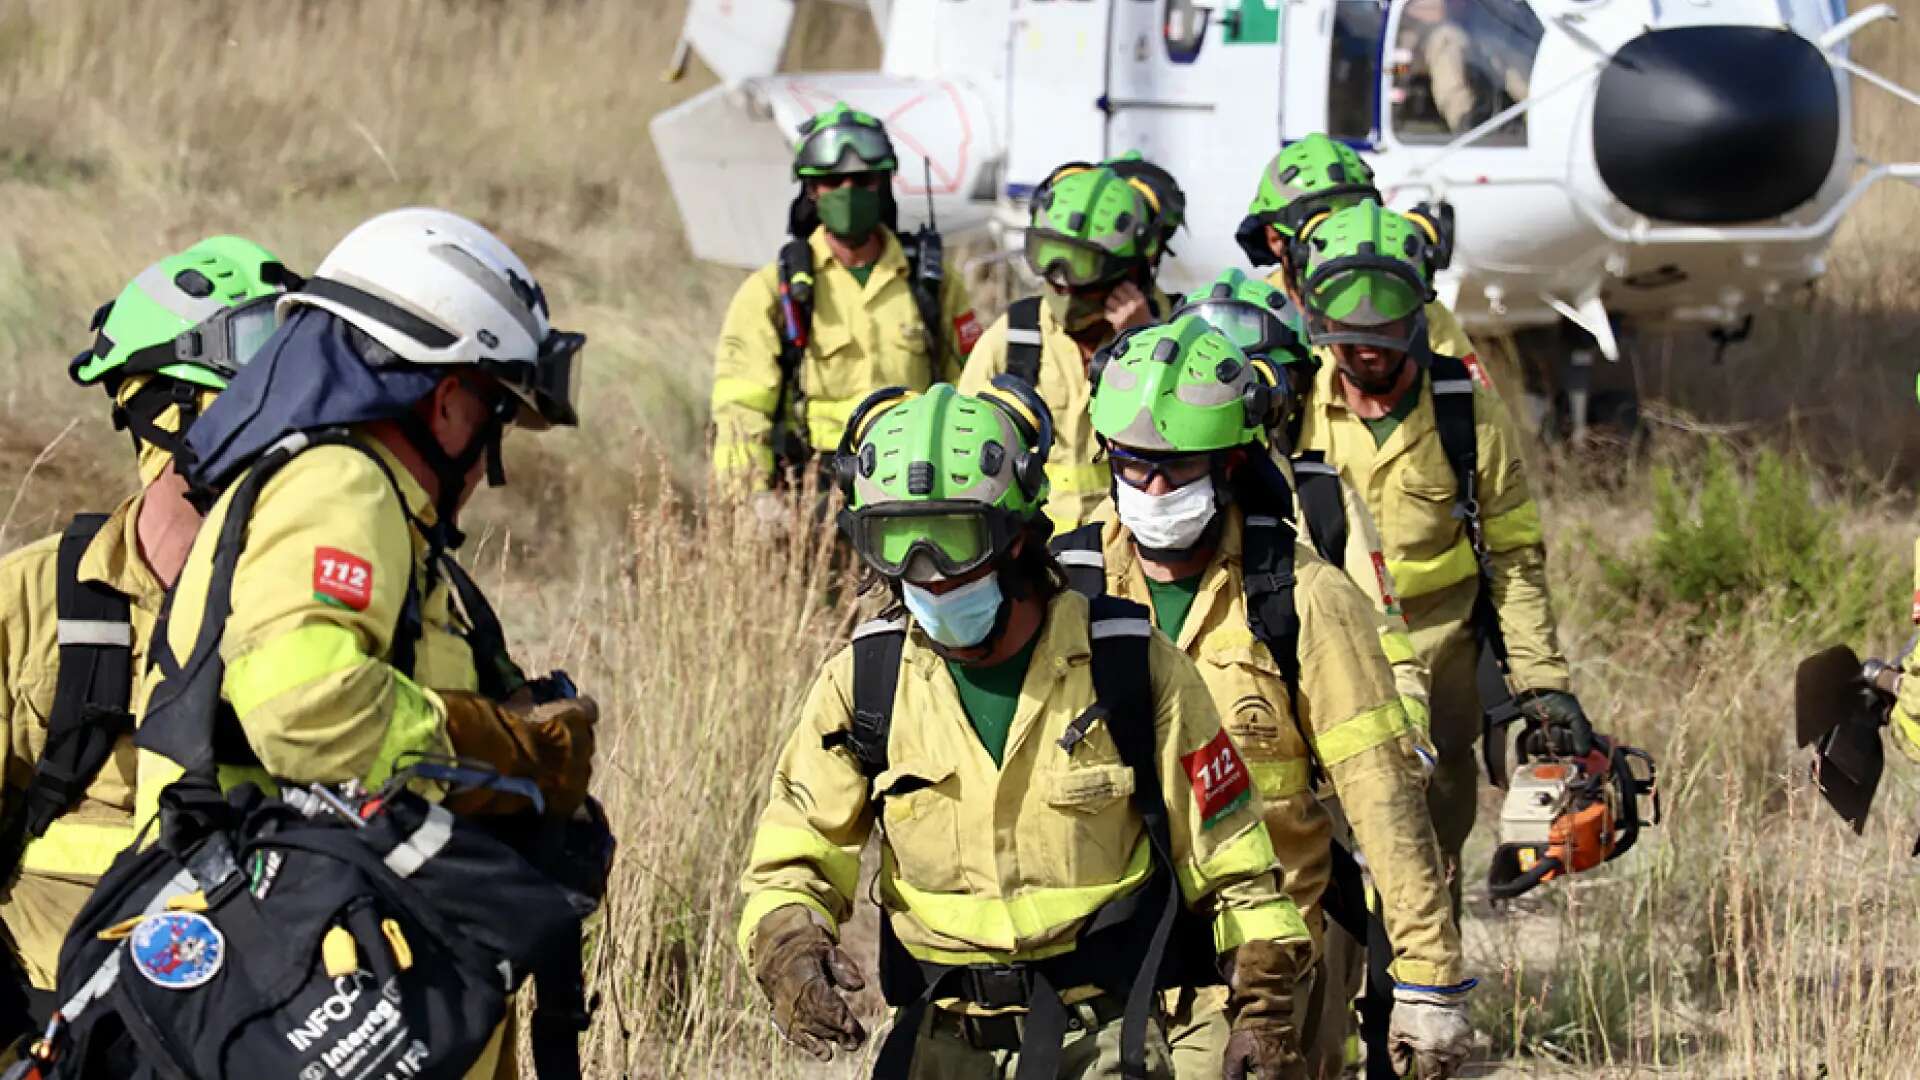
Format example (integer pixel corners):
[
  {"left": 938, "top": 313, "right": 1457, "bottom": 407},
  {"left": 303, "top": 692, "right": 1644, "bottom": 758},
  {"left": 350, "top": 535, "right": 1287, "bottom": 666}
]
[{"left": 1115, "top": 476, "right": 1218, "bottom": 552}]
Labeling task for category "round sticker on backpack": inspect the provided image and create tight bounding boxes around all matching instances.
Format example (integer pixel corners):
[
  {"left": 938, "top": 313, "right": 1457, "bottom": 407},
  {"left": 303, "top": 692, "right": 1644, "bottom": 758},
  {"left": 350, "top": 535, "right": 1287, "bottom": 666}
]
[{"left": 129, "top": 911, "right": 226, "bottom": 990}]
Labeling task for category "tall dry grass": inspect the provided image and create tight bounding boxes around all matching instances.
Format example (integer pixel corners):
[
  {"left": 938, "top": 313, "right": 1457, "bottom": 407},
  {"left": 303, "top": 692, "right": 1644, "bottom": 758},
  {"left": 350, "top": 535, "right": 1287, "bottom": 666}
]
[{"left": 0, "top": 1, "right": 1916, "bottom": 1077}]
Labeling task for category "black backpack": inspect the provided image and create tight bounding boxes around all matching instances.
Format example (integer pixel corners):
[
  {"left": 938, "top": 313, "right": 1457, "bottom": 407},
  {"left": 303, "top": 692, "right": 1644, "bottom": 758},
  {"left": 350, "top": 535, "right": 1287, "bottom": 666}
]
[
  {"left": 836, "top": 595, "right": 1191, "bottom": 1080},
  {"left": 20, "top": 432, "right": 609, "bottom": 1080}
]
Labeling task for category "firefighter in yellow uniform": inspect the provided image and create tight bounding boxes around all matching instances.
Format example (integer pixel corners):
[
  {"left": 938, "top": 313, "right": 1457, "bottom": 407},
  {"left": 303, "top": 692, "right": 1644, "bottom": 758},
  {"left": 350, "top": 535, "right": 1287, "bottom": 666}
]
[
  {"left": 1175, "top": 268, "right": 1435, "bottom": 745},
  {"left": 960, "top": 163, "right": 1174, "bottom": 529},
  {"left": 1292, "top": 203, "right": 1583, "bottom": 911},
  {"left": 1062, "top": 317, "right": 1471, "bottom": 1079},
  {"left": 1235, "top": 134, "right": 1480, "bottom": 367},
  {"left": 740, "top": 382, "right": 1313, "bottom": 1078},
  {"left": 0, "top": 237, "right": 296, "bottom": 1043},
  {"left": 133, "top": 210, "right": 599, "bottom": 1080},
  {"left": 711, "top": 102, "right": 981, "bottom": 498}
]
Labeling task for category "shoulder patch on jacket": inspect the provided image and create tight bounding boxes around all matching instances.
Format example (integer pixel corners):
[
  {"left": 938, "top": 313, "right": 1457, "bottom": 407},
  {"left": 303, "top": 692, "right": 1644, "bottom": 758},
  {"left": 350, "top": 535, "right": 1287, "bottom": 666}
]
[
  {"left": 1182, "top": 729, "right": 1252, "bottom": 829},
  {"left": 1461, "top": 353, "right": 1493, "bottom": 390},
  {"left": 954, "top": 310, "right": 983, "bottom": 355},
  {"left": 312, "top": 547, "right": 374, "bottom": 611},
  {"left": 1370, "top": 550, "right": 1402, "bottom": 617}
]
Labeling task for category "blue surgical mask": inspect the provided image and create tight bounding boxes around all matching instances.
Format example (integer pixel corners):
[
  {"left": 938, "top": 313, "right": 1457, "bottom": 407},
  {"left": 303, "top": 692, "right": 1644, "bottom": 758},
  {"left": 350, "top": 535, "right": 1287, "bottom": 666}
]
[{"left": 902, "top": 573, "right": 1005, "bottom": 649}]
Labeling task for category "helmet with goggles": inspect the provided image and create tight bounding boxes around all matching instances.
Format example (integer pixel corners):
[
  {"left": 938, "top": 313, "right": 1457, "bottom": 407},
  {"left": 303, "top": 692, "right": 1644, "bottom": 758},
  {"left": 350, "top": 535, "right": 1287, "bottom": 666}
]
[
  {"left": 793, "top": 102, "right": 898, "bottom": 179},
  {"left": 1235, "top": 134, "right": 1380, "bottom": 266},
  {"left": 1174, "top": 269, "right": 1309, "bottom": 367},
  {"left": 1297, "top": 202, "right": 1435, "bottom": 355},
  {"left": 1089, "top": 315, "right": 1277, "bottom": 455},
  {"left": 281, "top": 207, "right": 583, "bottom": 430},
  {"left": 71, "top": 235, "right": 299, "bottom": 393},
  {"left": 836, "top": 380, "right": 1054, "bottom": 584},
  {"left": 1025, "top": 166, "right": 1151, "bottom": 289}
]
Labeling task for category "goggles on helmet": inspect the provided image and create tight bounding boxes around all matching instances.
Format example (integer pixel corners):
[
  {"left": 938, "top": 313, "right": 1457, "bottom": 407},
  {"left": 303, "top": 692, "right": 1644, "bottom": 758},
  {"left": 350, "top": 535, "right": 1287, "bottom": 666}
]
[
  {"left": 844, "top": 501, "right": 1025, "bottom": 584},
  {"left": 1024, "top": 231, "right": 1130, "bottom": 289},
  {"left": 1106, "top": 446, "right": 1217, "bottom": 492},
  {"left": 794, "top": 122, "right": 896, "bottom": 177},
  {"left": 1301, "top": 258, "right": 1430, "bottom": 354},
  {"left": 480, "top": 328, "right": 584, "bottom": 428},
  {"left": 169, "top": 294, "right": 282, "bottom": 380},
  {"left": 1176, "top": 298, "right": 1302, "bottom": 363}
]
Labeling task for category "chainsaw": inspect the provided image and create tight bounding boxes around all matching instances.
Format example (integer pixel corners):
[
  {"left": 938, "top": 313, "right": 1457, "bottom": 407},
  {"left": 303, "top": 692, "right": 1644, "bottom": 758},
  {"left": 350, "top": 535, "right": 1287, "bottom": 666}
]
[
  {"left": 1484, "top": 702, "right": 1660, "bottom": 900},
  {"left": 1794, "top": 644, "right": 1903, "bottom": 837}
]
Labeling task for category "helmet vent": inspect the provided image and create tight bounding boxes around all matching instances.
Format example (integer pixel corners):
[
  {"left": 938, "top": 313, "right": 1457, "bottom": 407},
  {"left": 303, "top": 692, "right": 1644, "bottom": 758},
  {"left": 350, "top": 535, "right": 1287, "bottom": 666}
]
[
  {"left": 1151, "top": 338, "right": 1178, "bottom": 365},
  {"left": 1067, "top": 211, "right": 1086, "bottom": 232},
  {"left": 908, "top": 461, "right": 934, "bottom": 495},
  {"left": 174, "top": 270, "right": 214, "bottom": 299}
]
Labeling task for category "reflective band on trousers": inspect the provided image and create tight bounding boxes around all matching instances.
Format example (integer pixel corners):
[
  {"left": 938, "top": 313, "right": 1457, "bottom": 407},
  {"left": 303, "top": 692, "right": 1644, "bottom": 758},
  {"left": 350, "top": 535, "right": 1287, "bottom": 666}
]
[
  {"left": 888, "top": 839, "right": 1155, "bottom": 953},
  {"left": 20, "top": 818, "right": 139, "bottom": 878}
]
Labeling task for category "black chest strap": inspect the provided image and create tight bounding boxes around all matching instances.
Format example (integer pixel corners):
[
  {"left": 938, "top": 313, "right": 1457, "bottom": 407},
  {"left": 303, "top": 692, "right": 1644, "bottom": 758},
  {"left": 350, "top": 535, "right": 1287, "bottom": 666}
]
[
  {"left": 0, "top": 515, "right": 135, "bottom": 874},
  {"left": 1289, "top": 451, "right": 1349, "bottom": 570},
  {"left": 1050, "top": 523, "right": 1107, "bottom": 600},
  {"left": 1005, "top": 296, "right": 1045, "bottom": 388},
  {"left": 136, "top": 431, "right": 425, "bottom": 777}
]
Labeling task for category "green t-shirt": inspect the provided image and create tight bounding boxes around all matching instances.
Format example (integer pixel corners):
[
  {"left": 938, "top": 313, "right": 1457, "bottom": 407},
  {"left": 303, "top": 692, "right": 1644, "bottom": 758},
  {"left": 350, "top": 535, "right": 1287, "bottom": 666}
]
[
  {"left": 1363, "top": 369, "right": 1424, "bottom": 446},
  {"left": 946, "top": 633, "right": 1040, "bottom": 766},
  {"left": 1144, "top": 573, "right": 1204, "bottom": 641},
  {"left": 847, "top": 263, "right": 875, "bottom": 288}
]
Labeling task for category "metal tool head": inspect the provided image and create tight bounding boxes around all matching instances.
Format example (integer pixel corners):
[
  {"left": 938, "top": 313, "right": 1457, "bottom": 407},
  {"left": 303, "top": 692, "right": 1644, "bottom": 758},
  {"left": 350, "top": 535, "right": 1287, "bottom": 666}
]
[
  {"left": 1796, "top": 644, "right": 1864, "bottom": 747},
  {"left": 1796, "top": 644, "right": 1886, "bottom": 834}
]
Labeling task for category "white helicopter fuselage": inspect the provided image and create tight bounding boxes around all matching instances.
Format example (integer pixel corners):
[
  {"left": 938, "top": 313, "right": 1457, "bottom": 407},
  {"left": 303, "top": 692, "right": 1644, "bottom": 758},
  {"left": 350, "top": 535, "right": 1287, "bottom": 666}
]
[{"left": 653, "top": 0, "right": 1916, "bottom": 350}]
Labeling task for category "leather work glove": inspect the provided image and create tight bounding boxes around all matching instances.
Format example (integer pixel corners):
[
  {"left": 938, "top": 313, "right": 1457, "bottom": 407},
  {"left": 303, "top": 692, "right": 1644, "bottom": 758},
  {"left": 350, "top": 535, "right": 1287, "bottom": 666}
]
[
  {"left": 1222, "top": 939, "right": 1310, "bottom": 1080},
  {"left": 439, "top": 689, "right": 598, "bottom": 817},
  {"left": 751, "top": 904, "right": 867, "bottom": 1061},
  {"left": 1516, "top": 689, "right": 1593, "bottom": 756},
  {"left": 1388, "top": 982, "right": 1475, "bottom": 1078}
]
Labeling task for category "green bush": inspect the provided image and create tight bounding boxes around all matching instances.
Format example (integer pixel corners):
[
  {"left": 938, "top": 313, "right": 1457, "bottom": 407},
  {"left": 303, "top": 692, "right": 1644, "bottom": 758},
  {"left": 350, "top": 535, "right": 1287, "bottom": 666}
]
[{"left": 1600, "top": 443, "right": 1888, "bottom": 641}]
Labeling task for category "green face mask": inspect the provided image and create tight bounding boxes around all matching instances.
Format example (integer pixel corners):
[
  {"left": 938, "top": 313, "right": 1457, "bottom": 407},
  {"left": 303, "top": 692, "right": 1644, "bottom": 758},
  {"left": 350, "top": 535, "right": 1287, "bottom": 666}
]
[
  {"left": 1044, "top": 286, "right": 1111, "bottom": 332},
  {"left": 816, "top": 185, "right": 883, "bottom": 243}
]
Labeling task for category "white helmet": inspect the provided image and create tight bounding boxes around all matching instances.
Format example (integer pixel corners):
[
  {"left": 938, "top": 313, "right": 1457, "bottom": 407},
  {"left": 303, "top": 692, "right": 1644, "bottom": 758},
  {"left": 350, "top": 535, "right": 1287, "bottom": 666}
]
[{"left": 282, "top": 207, "right": 581, "bottom": 429}]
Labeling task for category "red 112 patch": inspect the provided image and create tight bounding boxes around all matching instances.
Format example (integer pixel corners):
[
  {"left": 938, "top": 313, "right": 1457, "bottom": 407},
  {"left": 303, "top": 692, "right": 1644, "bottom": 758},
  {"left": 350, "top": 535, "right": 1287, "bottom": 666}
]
[
  {"left": 1181, "top": 730, "right": 1252, "bottom": 830},
  {"left": 313, "top": 548, "right": 374, "bottom": 612},
  {"left": 953, "top": 310, "right": 984, "bottom": 355}
]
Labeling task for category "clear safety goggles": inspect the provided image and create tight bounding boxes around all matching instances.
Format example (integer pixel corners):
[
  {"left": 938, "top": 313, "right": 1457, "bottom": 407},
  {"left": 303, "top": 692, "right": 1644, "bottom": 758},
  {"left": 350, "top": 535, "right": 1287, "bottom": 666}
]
[
  {"left": 794, "top": 123, "right": 895, "bottom": 176},
  {"left": 844, "top": 501, "right": 1023, "bottom": 583},
  {"left": 1106, "top": 447, "right": 1215, "bottom": 492},
  {"left": 1300, "top": 259, "right": 1429, "bottom": 354},
  {"left": 482, "top": 328, "right": 584, "bottom": 428},
  {"left": 1177, "top": 299, "right": 1303, "bottom": 364},
  {"left": 169, "top": 293, "right": 282, "bottom": 380},
  {"left": 1024, "top": 230, "right": 1129, "bottom": 289}
]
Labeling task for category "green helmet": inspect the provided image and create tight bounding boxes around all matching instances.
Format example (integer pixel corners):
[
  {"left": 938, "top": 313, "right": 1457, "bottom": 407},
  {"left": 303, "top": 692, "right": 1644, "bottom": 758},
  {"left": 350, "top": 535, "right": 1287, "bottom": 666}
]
[
  {"left": 792, "top": 102, "right": 898, "bottom": 178},
  {"left": 1236, "top": 134, "right": 1380, "bottom": 265},
  {"left": 836, "top": 380, "right": 1054, "bottom": 582},
  {"left": 1025, "top": 166, "right": 1150, "bottom": 287},
  {"left": 1297, "top": 202, "right": 1434, "bottom": 354},
  {"left": 1174, "top": 269, "right": 1309, "bottom": 366},
  {"left": 1103, "top": 152, "right": 1186, "bottom": 262},
  {"left": 1089, "top": 315, "right": 1272, "bottom": 454},
  {"left": 71, "top": 235, "right": 295, "bottom": 391}
]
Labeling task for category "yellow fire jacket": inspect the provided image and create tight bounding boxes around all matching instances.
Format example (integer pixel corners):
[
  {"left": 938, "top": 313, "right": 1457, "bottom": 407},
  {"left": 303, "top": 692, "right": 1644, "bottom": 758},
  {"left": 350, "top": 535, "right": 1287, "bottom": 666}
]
[
  {"left": 1889, "top": 539, "right": 1920, "bottom": 760},
  {"left": 711, "top": 226, "right": 979, "bottom": 492},
  {"left": 135, "top": 434, "right": 519, "bottom": 1079},
  {"left": 739, "top": 589, "right": 1308, "bottom": 991},
  {"left": 957, "top": 289, "right": 1175, "bottom": 530},
  {"left": 1092, "top": 509, "right": 1462, "bottom": 986},
  {"left": 0, "top": 494, "right": 156, "bottom": 987},
  {"left": 1296, "top": 358, "right": 1570, "bottom": 693},
  {"left": 1280, "top": 453, "right": 1434, "bottom": 737}
]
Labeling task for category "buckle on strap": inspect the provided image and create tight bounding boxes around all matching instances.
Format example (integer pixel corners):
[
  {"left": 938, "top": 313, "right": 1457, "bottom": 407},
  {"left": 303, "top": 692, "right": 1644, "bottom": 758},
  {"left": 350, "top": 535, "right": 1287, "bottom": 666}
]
[{"left": 961, "top": 964, "right": 1034, "bottom": 1010}]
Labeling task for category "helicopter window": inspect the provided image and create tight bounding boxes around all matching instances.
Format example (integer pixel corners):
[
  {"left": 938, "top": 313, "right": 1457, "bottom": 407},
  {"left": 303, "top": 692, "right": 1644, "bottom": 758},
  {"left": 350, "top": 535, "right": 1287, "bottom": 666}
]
[
  {"left": 1328, "top": 0, "right": 1388, "bottom": 144},
  {"left": 1164, "top": 0, "right": 1211, "bottom": 63},
  {"left": 1390, "top": 0, "right": 1542, "bottom": 145}
]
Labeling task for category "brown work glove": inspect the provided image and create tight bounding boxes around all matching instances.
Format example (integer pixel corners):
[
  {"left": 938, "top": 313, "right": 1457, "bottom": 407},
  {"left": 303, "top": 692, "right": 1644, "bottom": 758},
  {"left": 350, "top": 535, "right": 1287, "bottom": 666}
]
[
  {"left": 751, "top": 904, "right": 867, "bottom": 1061},
  {"left": 438, "top": 689, "right": 598, "bottom": 818},
  {"left": 1222, "top": 939, "right": 1311, "bottom": 1080}
]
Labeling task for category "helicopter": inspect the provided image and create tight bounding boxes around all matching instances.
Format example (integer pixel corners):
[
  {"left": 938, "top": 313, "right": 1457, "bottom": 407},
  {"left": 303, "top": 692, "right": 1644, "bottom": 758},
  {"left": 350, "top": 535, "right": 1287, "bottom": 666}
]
[{"left": 652, "top": 0, "right": 1918, "bottom": 435}]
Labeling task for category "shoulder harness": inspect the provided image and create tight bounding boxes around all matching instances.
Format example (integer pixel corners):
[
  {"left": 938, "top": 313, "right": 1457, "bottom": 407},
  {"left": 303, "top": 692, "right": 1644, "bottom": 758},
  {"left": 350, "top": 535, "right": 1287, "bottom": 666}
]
[{"left": 1004, "top": 296, "right": 1045, "bottom": 389}]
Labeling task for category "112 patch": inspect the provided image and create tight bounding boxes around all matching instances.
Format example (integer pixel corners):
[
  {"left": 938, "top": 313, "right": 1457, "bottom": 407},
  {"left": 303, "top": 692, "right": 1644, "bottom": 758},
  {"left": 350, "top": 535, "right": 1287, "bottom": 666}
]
[
  {"left": 1370, "top": 551, "right": 1402, "bottom": 617},
  {"left": 1181, "top": 730, "right": 1252, "bottom": 830},
  {"left": 313, "top": 548, "right": 374, "bottom": 612},
  {"left": 953, "top": 310, "right": 984, "bottom": 355}
]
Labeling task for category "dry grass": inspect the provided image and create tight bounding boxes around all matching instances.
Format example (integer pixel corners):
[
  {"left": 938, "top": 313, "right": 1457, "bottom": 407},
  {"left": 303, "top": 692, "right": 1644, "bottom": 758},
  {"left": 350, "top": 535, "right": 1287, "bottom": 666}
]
[{"left": 0, "top": 1, "right": 1918, "bottom": 1077}]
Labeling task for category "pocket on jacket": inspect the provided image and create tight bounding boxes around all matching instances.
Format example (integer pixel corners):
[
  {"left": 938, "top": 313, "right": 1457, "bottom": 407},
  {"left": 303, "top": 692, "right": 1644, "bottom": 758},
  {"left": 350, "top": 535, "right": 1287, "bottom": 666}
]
[{"left": 876, "top": 760, "right": 965, "bottom": 893}]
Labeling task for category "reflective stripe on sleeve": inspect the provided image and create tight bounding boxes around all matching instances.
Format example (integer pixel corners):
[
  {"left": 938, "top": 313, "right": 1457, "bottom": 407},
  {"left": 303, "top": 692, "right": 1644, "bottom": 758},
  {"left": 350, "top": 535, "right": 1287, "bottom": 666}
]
[
  {"left": 1176, "top": 820, "right": 1279, "bottom": 904},
  {"left": 19, "top": 819, "right": 139, "bottom": 878},
  {"left": 1386, "top": 539, "right": 1478, "bottom": 599},
  {"left": 1045, "top": 461, "right": 1113, "bottom": 496},
  {"left": 1311, "top": 700, "right": 1415, "bottom": 767},
  {"left": 1484, "top": 499, "right": 1544, "bottom": 552},
  {"left": 747, "top": 824, "right": 863, "bottom": 904},
  {"left": 1212, "top": 898, "right": 1312, "bottom": 953},
  {"left": 711, "top": 376, "right": 781, "bottom": 415}
]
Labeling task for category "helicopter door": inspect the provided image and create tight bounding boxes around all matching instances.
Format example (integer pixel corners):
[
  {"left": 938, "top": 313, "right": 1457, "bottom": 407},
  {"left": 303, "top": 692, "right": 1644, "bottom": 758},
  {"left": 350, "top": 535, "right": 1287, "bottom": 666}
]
[
  {"left": 1005, "top": 0, "right": 1113, "bottom": 196},
  {"left": 1382, "top": 0, "right": 1543, "bottom": 150},
  {"left": 1106, "top": 0, "right": 1285, "bottom": 288}
]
